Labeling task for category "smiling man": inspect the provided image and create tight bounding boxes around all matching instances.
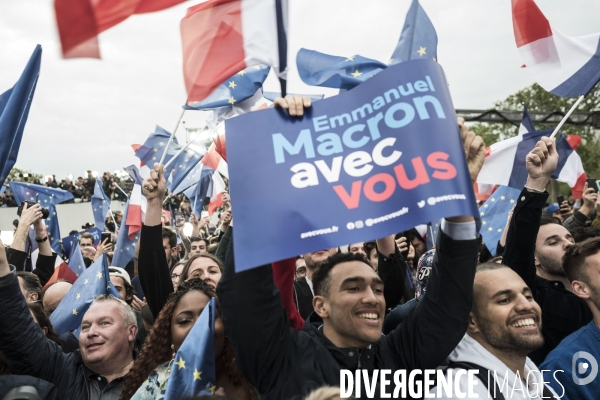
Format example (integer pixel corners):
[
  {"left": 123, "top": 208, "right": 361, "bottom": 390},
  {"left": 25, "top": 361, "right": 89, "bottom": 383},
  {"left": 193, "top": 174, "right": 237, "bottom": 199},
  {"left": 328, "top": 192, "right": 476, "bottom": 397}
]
[
  {"left": 0, "top": 237, "right": 138, "bottom": 399},
  {"left": 433, "top": 263, "right": 559, "bottom": 399},
  {"left": 502, "top": 137, "right": 593, "bottom": 364}
]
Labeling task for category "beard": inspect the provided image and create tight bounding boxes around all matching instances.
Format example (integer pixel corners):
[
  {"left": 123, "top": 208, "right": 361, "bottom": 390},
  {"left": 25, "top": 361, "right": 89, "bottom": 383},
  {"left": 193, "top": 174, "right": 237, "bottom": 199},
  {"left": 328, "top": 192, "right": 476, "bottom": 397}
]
[
  {"left": 475, "top": 314, "right": 544, "bottom": 356},
  {"left": 535, "top": 251, "right": 565, "bottom": 276}
]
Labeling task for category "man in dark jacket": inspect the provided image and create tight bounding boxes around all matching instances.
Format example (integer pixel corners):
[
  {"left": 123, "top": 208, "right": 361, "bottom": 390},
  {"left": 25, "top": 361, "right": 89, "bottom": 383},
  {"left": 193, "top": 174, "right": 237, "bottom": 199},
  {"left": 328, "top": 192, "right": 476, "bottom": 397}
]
[
  {"left": 502, "top": 136, "right": 593, "bottom": 365},
  {"left": 0, "top": 239, "right": 138, "bottom": 400},
  {"left": 216, "top": 96, "right": 486, "bottom": 399}
]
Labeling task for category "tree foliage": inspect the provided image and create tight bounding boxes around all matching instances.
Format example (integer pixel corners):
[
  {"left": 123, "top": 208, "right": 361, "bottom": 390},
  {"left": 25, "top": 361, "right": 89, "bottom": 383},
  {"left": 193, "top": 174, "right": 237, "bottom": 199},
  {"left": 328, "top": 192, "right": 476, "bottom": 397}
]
[{"left": 470, "top": 83, "right": 600, "bottom": 178}]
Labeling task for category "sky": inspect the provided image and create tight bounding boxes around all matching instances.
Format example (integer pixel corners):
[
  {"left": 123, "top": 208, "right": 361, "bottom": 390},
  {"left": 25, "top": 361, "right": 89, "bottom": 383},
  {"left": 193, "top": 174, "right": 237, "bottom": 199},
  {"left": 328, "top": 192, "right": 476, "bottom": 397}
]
[{"left": 1, "top": 0, "right": 599, "bottom": 179}]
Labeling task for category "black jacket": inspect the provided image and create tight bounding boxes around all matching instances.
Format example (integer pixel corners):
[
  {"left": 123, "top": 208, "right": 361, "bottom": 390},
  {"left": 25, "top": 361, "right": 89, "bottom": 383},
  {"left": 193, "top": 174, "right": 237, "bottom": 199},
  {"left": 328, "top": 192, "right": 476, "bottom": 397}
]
[
  {"left": 138, "top": 224, "right": 174, "bottom": 318},
  {"left": 217, "top": 228, "right": 480, "bottom": 399},
  {"left": 502, "top": 188, "right": 593, "bottom": 365},
  {"left": 0, "top": 267, "right": 126, "bottom": 399}
]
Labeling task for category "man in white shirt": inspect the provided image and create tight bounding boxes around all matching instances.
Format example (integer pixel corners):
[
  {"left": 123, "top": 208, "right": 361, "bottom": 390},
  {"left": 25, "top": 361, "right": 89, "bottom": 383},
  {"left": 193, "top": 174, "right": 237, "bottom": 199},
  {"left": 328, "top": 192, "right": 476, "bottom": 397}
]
[{"left": 431, "top": 261, "right": 560, "bottom": 399}]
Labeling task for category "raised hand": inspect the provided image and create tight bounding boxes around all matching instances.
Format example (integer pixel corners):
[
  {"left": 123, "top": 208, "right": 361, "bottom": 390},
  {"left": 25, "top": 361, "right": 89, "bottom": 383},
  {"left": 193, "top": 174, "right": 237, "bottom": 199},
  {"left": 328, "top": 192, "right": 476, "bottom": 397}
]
[
  {"left": 525, "top": 137, "right": 558, "bottom": 191},
  {"left": 142, "top": 163, "right": 166, "bottom": 202},
  {"left": 458, "top": 117, "right": 486, "bottom": 184},
  {"left": 273, "top": 95, "right": 312, "bottom": 117}
]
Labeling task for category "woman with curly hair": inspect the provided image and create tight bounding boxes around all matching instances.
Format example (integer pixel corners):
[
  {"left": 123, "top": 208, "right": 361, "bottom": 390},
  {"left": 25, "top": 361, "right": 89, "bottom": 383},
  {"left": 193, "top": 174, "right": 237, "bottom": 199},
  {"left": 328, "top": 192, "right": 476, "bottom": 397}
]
[{"left": 120, "top": 278, "right": 257, "bottom": 400}]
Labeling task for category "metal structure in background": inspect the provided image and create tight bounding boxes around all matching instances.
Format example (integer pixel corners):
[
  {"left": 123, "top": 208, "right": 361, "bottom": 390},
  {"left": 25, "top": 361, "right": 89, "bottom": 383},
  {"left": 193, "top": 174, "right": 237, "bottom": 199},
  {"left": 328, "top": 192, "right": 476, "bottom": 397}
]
[{"left": 456, "top": 109, "right": 600, "bottom": 129}]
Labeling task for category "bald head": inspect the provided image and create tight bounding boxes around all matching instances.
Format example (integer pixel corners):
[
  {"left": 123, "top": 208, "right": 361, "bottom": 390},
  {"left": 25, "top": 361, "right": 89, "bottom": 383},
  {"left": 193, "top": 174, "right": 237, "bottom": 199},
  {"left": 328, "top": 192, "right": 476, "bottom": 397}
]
[{"left": 43, "top": 281, "right": 73, "bottom": 314}]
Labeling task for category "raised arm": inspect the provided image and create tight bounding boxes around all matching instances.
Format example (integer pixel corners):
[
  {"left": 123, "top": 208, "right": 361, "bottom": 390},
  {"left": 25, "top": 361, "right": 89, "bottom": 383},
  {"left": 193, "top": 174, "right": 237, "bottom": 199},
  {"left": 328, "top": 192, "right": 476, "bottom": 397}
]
[
  {"left": 386, "top": 119, "right": 484, "bottom": 369},
  {"left": 377, "top": 235, "right": 410, "bottom": 311},
  {"left": 502, "top": 137, "right": 557, "bottom": 289},
  {"left": 139, "top": 164, "right": 174, "bottom": 318},
  {"left": 217, "top": 237, "right": 295, "bottom": 393},
  {"left": 0, "top": 238, "right": 71, "bottom": 385}
]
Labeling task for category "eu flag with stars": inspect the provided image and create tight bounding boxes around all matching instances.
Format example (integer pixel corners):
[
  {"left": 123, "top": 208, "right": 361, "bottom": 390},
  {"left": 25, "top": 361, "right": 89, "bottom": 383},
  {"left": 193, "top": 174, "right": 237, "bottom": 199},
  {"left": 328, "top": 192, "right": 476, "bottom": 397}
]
[
  {"left": 166, "top": 142, "right": 206, "bottom": 193},
  {"left": 68, "top": 242, "right": 86, "bottom": 277},
  {"left": 8, "top": 181, "right": 74, "bottom": 206},
  {"left": 164, "top": 298, "right": 217, "bottom": 399},
  {"left": 50, "top": 254, "right": 120, "bottom": 335},
  {"left": 183, "top": 173, "right": 212, "bottom": 217},
  {"left": 296, "top": 49, "right": 387, "bottom": 90},
  {"left": 171, "top": 162, "right": 212, "bottom": 195},
  {"left": 112, "top": 199, "right": 139, "bottom": 269},
  {"left": 480, "top": 185, "right": 522, "bottom": 256},
  {"left": 0, "top": 45, "right": 41, "bottom": 184},
  {"left": 184, "top": 65, "right": 270, "bottom": 110},
  {"left": 135, "top": 126, "right": 181, "bottom": 172},
  {"left": 44, "top": 203, "right": 62, "bottom": 256},
  {"left": 389, "top": 0, "right": 438, "bottom": 65},
  {"left": 91, "top": 179, "right": 110, "bottom": 231}
]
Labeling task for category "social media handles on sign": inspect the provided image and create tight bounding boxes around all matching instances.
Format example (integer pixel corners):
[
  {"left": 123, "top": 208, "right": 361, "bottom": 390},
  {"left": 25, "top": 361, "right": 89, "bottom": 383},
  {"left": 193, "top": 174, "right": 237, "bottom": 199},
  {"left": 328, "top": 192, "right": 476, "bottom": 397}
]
[{"left": 572, "top": 351, "right": 598, "bottom": 386}]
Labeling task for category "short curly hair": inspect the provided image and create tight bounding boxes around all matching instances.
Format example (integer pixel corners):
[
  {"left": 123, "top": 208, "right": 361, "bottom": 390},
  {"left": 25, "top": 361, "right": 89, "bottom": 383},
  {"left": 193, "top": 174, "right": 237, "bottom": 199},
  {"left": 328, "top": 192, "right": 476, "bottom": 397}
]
[{"left": 312, "top": 252, "right": 372, "bottom": 297}]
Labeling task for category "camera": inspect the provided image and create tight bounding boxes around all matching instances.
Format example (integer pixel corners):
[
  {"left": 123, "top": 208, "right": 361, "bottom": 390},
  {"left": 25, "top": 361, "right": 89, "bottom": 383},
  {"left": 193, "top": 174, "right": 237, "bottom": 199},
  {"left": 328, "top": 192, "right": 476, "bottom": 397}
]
[{"left": 17, "top": 201, "right": 49, "bottom": 219}]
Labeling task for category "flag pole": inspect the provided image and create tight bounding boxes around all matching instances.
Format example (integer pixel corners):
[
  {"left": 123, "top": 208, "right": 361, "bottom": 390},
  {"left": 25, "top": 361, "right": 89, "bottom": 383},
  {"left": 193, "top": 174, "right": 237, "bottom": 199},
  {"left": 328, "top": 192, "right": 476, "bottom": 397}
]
[
  {"left": 279, "top": 77, "right": 287, "bottom": 98},
  {"left": 113, "top": 182, "right": 130, "bottom": 199},
  {"left": 549, "top": 95, "right": 585, "bottom": 139},
  {"left": 158, "top": 109, "right": 186, "bottom": 165}
]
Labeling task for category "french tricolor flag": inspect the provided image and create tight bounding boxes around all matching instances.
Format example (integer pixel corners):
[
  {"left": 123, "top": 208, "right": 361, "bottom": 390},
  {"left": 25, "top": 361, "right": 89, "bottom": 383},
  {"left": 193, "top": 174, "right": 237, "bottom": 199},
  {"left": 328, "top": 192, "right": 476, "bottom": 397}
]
[
  {"left": 208, "top": 172, "right": 227, "bottom": 215},
  {"left": 124, "top": 165, "right": 148, "bottom": 239},
  {"left": 477, "top": 129, "right": 586, "bottom": 198},
  {"left": 180, "top": 0, "right": 288, "bottom": 104},
  {"left": 512, "top": 0, "right": 600, "bottom": 97},
  {"left": 202, "top": 143, "right": 229, "bottom": 179}
]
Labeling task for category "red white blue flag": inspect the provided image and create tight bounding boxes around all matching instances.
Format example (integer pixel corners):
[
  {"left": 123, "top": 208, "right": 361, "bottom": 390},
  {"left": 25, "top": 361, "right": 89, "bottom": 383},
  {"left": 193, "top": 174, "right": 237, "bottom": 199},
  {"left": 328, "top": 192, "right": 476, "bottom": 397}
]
[{"left": 512, "top": 0, "right": 600, "bottom": 97}]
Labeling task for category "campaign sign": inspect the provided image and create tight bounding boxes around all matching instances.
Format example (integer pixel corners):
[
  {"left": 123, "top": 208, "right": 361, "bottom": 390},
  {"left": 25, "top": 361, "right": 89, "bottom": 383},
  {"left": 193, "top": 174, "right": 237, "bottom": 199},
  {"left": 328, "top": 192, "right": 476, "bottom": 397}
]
[{"left": 226, "top": 59, "right": 479, "bottom": 272}]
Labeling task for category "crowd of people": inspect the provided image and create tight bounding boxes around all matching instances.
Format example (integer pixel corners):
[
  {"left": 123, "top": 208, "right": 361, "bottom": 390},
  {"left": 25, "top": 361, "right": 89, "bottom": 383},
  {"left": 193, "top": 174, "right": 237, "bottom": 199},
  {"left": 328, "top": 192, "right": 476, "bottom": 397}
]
[
  {"left": 0, "top": 171, "right": 130, "bottom": 208},
  {"left": 0, "top": 96, "right": 599, "bottom": 400}
]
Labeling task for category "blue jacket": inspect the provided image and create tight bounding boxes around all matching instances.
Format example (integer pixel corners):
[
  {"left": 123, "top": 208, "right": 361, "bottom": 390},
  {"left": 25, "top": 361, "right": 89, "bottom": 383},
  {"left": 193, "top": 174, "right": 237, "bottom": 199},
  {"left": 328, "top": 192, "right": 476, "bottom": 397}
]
[{"left": 540, "top": 320, "right": 600, "bottom": 400}]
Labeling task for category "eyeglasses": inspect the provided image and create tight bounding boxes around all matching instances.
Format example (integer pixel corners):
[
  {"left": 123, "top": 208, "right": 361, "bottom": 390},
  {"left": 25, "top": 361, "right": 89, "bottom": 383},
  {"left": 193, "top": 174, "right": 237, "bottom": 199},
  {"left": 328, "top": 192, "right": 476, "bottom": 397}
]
[{"left": 171, "top": 273, "right": 181, "bottom": 280}]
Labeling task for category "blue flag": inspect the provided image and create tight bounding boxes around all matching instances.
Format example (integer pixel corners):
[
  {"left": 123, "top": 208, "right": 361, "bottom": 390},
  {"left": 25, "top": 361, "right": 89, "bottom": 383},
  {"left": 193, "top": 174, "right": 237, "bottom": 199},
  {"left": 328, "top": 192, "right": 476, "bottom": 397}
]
[
  {"left": 68, "top": 242, "right": 86, "bottom": 277},
  {"left": 518, "top": 104, "right": 536, "bottom": 135},
  {"left": 390, "top": 0, "right": 438, "bottom": 65},
  {"left": 0, "top": 45, "right": 42, "bottom": 184},
  {"left": 183, "top": 173, "right": 212, "bottom": 218},
  {"left": 9, "top": 181, "right": 74, "bottom": 206},
  {"left": 135, "top": 126, "right": 181, "bottom": 175},
  {"left": 164, "top": 298, "right": 217, "bottom": 399},
  {"left": 92, "top": 179, "right": 111, "bottom": 231},
  {"left": 480, "top": 186, "right": 522, "bottom": 256},
  {"left": 297, "top": 49, "right": 387, "bottom": 90},
  {"left": 112, "top": 200, "right": 139, "bottom": 269},
  {"left": 172, "top": 162, "right": 212, "bottom": 195},
  {"left": 50, "top": 254, "right": 120, "bottom": 335},
  {"left": 44, "top": 203, "right": 62, "bottom": 256},
  {"left": 184, "top": 65, "right": 270, "bottom": 110},
  {"left": 166, "top": 143, "right": 206, "bottom": 193}
]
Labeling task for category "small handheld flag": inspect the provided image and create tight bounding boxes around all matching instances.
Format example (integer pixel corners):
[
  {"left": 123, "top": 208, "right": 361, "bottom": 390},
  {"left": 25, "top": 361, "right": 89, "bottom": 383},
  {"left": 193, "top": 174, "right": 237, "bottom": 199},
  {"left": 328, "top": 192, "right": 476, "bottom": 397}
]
[
  {"left": 50, "top": 254, "right": 120, "bottom": 335},
  {"left": 480, "top": 186, "right": 522, "bottom": 256},
  {"left": 0, "top": 45, "right": 41, "bottom": 184},
  {"left": 389, "top": 0, "right": 438, "bottom": 65},
  {"left": 164, "top": 298, "right": 217, "bottom": 399},
  {"left": 91, "top": 179, "right": 111, "bottom": 231}
]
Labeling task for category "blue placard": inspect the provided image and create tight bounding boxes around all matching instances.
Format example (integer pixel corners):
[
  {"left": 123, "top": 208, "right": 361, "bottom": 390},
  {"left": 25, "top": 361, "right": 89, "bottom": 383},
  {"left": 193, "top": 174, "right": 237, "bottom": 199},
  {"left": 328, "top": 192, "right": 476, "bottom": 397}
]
[{"left": 226, "top": 59, "right": 479, "bottom": 272}]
